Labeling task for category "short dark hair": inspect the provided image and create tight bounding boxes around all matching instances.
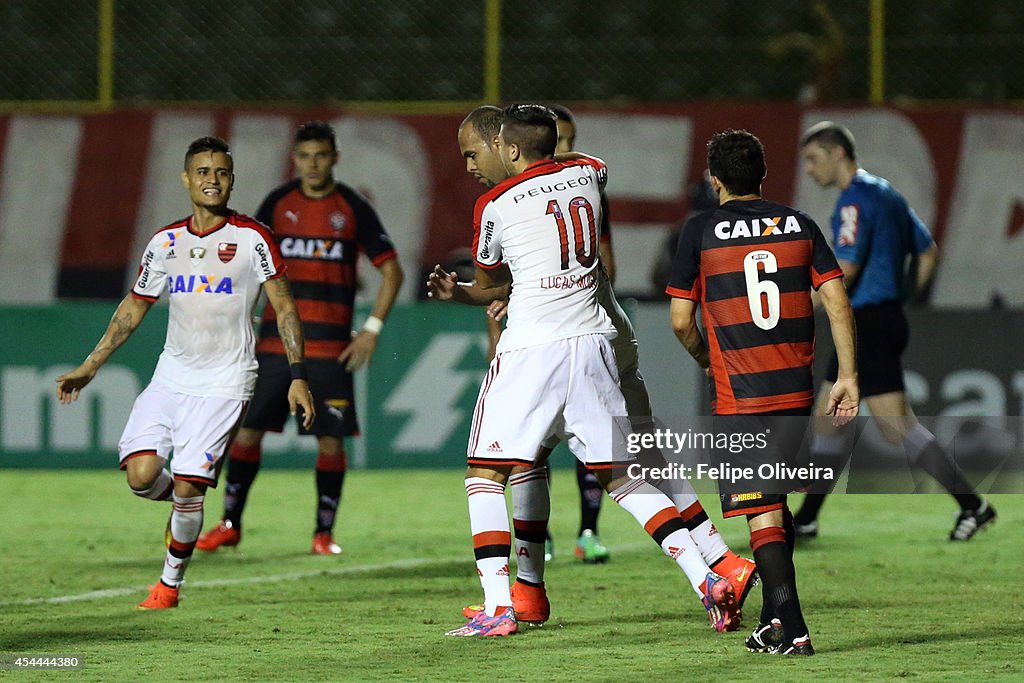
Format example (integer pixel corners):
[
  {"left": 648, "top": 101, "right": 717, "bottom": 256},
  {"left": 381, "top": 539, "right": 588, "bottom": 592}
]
[
  {"left": 184, "top": 136, "right": 231, "bottom": 170},
  {"left": 295, "top": 120, "right": 337, "bottom": 151},
  {"left": 706, "top": 129, "right": 765, "bottom": 196},
  {"left": 500, "top": 103, "right": 557, "bottom": 159},
  {"left": 460, "top": 105, "right": 503, "bottom": 146},
  {"left": 800, "top": 121, "right": 856, "bottom": 161},
  {"left": 547, "top": 103, "right": 575, "bottom": 125}
]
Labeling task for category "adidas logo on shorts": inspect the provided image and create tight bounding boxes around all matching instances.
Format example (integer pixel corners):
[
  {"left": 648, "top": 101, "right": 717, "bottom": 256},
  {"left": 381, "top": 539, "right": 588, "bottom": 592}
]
[{"left": 486, "top": 441, "right": 503, "bottom": 453}]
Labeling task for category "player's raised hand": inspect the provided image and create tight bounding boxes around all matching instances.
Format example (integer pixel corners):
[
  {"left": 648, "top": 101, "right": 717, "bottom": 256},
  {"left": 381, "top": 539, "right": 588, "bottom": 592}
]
[
  {"left": 426, "top": 264, "right": 458, "bottom": 301},
  {"left": 288, "top": 379, "right": 316, "bottom": 430},
  {"left": 55, "top": 365, "right": 98, "bottom": 405},
  {"left": 825, "top": 377, "right": 860, "bottom": 426},
  {"left": 338, "top": 331, "right": 378, "bottom": 372},
  {"left": 486, "top": 299, "right": 509, "bottom": 321}
]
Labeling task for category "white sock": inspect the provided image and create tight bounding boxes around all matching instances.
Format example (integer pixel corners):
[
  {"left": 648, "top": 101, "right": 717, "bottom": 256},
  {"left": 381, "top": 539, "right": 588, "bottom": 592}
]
[
  {"left": 466, "top": 477, "right": 512, "bottom": 616},
  {"left": 509, "top": 467, "right": 549, "bottom": 585},
  {"left": 677, "top": 499, "right": 731, "bottom": 566},
  {"left": 161, "top": 494, "right": 204, "bottom": 587},
  {"left": 609, "top": 479, "right": 710, "bottom": 595}
]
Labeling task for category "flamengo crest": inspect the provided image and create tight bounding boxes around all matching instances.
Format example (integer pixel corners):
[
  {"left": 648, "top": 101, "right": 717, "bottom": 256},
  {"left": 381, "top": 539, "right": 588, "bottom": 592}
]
[{"left": 218, "top": 242, "right": 237, "bottom": 263}]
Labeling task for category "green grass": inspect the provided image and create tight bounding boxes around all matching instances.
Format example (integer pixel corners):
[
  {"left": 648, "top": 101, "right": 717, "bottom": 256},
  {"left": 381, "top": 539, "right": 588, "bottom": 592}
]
[{"left": 1, "top": 470, "right": 1021, "bottom": 681}]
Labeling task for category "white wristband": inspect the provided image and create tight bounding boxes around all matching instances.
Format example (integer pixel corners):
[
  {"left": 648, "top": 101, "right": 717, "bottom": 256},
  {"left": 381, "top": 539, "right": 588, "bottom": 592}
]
[{"left": 362, "top": 315, "right": 384, "bottom": 335}]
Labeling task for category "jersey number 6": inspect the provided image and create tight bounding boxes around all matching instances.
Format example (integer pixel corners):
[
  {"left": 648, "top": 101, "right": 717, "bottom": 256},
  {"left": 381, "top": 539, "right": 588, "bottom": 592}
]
[
  {"left": 546, "top": 197, "right": 597, "bottom": 270},
  {"left": 743, "top": 249, "right": 781, "bottom": 330}
]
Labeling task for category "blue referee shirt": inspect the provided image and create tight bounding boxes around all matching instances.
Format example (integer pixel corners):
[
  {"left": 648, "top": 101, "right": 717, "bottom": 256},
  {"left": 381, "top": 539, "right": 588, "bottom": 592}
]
[{"left": 831, "top": 170, "right": 934, "bottom": 308}]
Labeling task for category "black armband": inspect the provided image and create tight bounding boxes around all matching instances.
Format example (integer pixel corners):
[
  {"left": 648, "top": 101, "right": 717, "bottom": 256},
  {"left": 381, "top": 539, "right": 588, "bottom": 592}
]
[{"left": 289, "top": 362, "right": 308, "bottom": 381}]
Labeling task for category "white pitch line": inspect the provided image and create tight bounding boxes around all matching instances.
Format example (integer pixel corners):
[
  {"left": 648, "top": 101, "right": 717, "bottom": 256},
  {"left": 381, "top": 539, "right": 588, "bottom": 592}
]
[
  {"left": 1, "top": 543, "right": 654, "bottom": 608},
  {"left": 0, "top": 557, "right": 442, "bottom": 607}
]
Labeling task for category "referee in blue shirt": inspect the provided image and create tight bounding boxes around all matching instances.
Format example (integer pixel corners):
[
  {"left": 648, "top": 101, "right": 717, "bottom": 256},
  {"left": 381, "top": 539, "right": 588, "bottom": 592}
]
[{"left": 795, "top": 121, "right": 995, "bottom": 541}]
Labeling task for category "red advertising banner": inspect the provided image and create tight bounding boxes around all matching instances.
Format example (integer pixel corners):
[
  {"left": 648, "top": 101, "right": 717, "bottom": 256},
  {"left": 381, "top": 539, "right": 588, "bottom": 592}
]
[{"left": 0, "top": 105, "right": 1020, "bottom": 305}]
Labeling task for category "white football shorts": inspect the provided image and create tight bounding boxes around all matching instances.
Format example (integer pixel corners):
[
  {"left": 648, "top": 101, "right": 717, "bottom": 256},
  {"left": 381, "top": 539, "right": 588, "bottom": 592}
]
[
  {"left": 538, "top": 344, "right": 651, "bottom": 452},
  {"left": 468, "top": 334, "right": 632, "bottom": 471},
  {"left": 118, "top": 381, "right": 247, "bottom": 487}
]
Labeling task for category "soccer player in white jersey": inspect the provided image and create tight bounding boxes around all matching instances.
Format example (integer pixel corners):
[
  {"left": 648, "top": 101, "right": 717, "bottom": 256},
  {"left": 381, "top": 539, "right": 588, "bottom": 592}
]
[
  {"left": 428, "top": 105, "right": 739, "bottom": 637},
  {"left": 56, "top": 137, "right": 316, "bottom": 610},
  {"left": 455, "top": 105, "right": 759, "bottom": 629}
]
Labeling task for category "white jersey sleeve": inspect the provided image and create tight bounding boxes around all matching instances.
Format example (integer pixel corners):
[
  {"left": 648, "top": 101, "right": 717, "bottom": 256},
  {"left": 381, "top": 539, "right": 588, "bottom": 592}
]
[
  {"left": 472, "top": 200, "right": 505, "bottom": 269},
  {"left": 132, "top": 228, "right": 176, "bottom": 301},
  {"left": 248, "top": 223, "right": 286, "bottom": 282}
]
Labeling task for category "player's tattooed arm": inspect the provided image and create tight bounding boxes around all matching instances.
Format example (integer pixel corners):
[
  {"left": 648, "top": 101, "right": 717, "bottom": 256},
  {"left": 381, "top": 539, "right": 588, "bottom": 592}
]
[
  {"left": 278, "top": 308, "right": 304, "bottom": 364},
  {"left": 263, "top": 276, "right": 316, "bottom": 429},
  {"left": 263, "top": 277, "right": 306, "bottom": 364},
  {"left": 57, "top": 295, "right": 153, "bottom": 404}
]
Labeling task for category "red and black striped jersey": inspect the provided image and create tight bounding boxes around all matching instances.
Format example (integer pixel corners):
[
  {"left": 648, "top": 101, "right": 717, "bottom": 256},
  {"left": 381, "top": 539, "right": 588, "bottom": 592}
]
[
  {"left": 599, "top": 192, "right": 612, "bottom": 246},
  {"left": 254, "top": 179, "right": 397, "bottom": 359},
  {"left": 666, "top": 198, "right": 842, "bottom": 415}
]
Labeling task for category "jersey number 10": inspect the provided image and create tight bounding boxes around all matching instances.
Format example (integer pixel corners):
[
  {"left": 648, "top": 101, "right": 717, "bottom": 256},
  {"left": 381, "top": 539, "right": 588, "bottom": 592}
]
[
  {"left": 546, "top": 197, "right": 597, "bottom": 270},
  {"left": 743, "top": 249, "right": 781, "bottom": 330}
]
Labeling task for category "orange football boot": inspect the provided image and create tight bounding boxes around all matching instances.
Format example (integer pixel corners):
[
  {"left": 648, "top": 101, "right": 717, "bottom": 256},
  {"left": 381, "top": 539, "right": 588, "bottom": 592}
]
[
  {"left": 195, "top": 520, "right": 241, "bottom": 552},
  {"left": 138, "top": 582, "right": 179, "bottom": 610}
]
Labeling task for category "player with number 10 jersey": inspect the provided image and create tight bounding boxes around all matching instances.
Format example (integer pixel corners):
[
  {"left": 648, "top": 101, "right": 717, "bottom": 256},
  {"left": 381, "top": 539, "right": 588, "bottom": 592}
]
[
  {"left": 474, "top": 156, "right": 615, "bottom": 357},
  {"left": 667, "top": 200, "right": 843, "bottom": 415}
]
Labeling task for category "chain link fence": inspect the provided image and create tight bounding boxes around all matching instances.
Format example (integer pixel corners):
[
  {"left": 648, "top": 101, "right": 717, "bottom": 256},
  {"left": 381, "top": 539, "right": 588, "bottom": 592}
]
[
  {"left": 0, "top": 0, "right": 1020, "bottom": 105},
  {"left": 0, "top": 2, "right": 101, "bottom": 101}
]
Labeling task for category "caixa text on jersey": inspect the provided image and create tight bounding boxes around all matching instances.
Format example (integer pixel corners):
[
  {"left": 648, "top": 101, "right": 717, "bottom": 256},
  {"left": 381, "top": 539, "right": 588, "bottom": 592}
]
[
  {"left": 279, "top": 237, "right": 344, "bottom": 260},
  {"left": 168, "top": 274, "right": 234, "bottom": 294}
]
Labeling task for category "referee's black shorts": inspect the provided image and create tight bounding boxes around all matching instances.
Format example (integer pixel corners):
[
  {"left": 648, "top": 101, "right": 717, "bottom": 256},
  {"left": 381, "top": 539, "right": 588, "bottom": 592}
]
[
  {"left": 826, "top": 301, "right": 909, "bottom": 398},
  {"left": 243, "top": 353, "right": 359, "bottom": 438}
]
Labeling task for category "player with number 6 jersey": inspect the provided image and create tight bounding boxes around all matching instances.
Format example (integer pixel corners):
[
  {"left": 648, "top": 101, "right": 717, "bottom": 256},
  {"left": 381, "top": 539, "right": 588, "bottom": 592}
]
[
  {"left": 668, "top": 129, "right": 859, "bottom": 655},
  {"left": 667, "top": 193, "right": 844, "bottom": 415}
]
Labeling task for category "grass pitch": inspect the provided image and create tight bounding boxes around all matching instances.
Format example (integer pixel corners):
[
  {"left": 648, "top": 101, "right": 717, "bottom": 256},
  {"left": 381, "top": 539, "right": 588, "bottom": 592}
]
[{"left": 0, "top": 469, "right": 1021, "bottom": 681}]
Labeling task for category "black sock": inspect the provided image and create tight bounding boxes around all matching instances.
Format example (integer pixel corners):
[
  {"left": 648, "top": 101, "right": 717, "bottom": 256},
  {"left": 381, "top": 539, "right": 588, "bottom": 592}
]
[
  {"left": 752, "top": 521, "right": 808, "bottom": 643},
  {"left": 315, "top": 468, "right": 346, "bottom": 533},
  {"left": 915, "top": 442, "right": 982, "bottom": 510},
  {"left": 758, "top": 508, "right": 795, "bottom": 625},
  {"left": 765, "top": 578, "right": 808, "bottom": 645},
  {"left": 793, "top": 494, "right": 827, "bottom": 526},
  {"left": 783, "top": 506, "right": 796, "bottom": 554},
  {"left": 576, "top": 461, "right": 603, "bottom": 536},
  {"left": 759, "top": 582, "right": 777, "bottom": 625},
  {"left": 223, "top": 459, "right": 260, "bottom": 528}
]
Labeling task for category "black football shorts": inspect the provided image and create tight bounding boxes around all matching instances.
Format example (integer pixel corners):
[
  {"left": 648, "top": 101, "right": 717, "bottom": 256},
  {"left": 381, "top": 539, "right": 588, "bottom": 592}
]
[
  {"left": 825, "top": 301, "right": 909, "bottom": 398},
  {"left": 243, "top": 353, "right": 359, "bottom": 438}
]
